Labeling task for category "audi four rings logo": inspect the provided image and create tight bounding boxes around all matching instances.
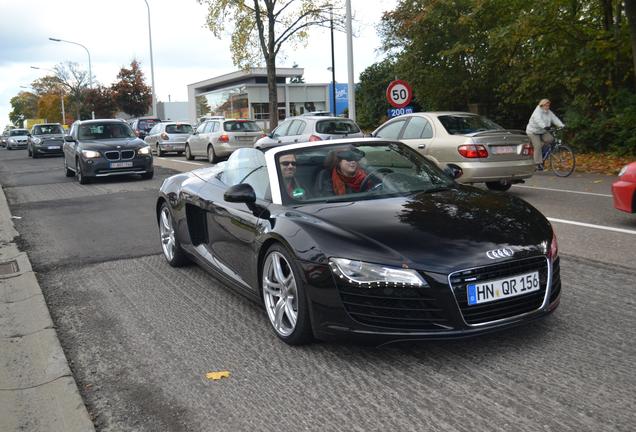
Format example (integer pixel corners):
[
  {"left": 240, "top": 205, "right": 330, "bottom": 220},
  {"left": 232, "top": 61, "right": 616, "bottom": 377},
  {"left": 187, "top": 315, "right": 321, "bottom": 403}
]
[{"left": 486, "top": 248, "right": 514, "bottom": 259}]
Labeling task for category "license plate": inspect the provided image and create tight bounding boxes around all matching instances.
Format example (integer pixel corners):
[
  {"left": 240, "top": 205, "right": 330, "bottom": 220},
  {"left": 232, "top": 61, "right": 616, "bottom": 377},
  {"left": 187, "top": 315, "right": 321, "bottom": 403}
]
[
  {"left": 467, "top": 271, "right": 540, "bottom": 305},
  {"left": 236, "top": 136, "right": 254, "bottom": 142},
  {"left": 47, "top": 146, "right": 60, "bottom": 150},
  {"left": 110, "top": 161, "right": 133, "bottom": 168},
  {"left": 492, "top": 145, "right": 515, "bottom": 154}
]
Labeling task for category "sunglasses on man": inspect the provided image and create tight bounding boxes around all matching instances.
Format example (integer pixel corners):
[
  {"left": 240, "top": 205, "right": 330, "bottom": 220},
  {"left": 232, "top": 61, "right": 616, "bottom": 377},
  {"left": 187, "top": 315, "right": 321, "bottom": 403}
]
[{"left": 280, "top": 161, "right": 297, "bottom": 166}]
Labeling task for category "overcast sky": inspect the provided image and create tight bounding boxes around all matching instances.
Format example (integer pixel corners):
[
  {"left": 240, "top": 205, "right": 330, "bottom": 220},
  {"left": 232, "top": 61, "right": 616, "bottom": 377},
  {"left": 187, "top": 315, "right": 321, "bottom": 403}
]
[{"left": 0, "top": 0, "right": 397, "bottom": 127}]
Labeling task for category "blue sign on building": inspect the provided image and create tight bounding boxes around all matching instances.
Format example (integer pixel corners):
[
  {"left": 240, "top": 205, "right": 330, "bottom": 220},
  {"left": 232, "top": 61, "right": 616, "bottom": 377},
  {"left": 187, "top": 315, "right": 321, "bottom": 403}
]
[{"left": 328, "top": 83, "right": 349, "bottom": 116}]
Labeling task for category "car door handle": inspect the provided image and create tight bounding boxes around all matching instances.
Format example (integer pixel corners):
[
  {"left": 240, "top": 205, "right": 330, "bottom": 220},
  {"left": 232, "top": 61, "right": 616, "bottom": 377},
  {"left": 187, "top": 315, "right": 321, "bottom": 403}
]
[
  {"left": 294, "top": 139, "right": 298, "bottom": 143},
  {"left": 277, "top": 140, "right": 282, "bottom": 143},
  {"left": 418, "top": 144, "right": 426, "bottom": 149}
]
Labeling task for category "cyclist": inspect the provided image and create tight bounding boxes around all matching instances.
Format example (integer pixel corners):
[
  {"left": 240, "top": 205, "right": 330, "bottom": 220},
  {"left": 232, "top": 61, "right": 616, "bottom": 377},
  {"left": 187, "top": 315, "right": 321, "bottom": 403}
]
[{"left": 526, "top": 98, "right": 565, "bottom": 171}]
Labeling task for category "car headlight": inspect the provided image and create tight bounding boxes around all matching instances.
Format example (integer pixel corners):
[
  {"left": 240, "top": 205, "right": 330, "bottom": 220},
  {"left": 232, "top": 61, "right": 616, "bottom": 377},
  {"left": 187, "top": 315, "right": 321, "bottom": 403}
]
[
  {"left": 81, "top": 150, "right": 101, "bottom": 158},
  {"left": 32, "top": 137, "right": 42, "bottom": 144},
  {"left": 618, "top": 165, "right": 628, "bottom": 177},
  {"left": 8, "top": 138, "right": 15, "bottom": 143},
  {"left": 329, "top": 258, "right": 428, "bottom": 287},
  {"left": 137, "top": 146, "right": 151, "bottom": 155}
]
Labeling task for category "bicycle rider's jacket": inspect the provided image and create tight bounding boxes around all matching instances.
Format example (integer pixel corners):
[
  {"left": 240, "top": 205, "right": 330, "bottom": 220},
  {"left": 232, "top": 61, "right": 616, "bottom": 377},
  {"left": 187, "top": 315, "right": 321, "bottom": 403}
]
[{"left": 525, "top": 106, "right": 565, "bottom": 135}]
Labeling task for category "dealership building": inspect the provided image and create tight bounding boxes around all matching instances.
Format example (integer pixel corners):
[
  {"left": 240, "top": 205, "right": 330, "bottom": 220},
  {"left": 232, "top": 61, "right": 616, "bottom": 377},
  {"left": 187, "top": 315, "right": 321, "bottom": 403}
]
[{"left": 187, "top": 67, "right": 349, "bottom": 128}]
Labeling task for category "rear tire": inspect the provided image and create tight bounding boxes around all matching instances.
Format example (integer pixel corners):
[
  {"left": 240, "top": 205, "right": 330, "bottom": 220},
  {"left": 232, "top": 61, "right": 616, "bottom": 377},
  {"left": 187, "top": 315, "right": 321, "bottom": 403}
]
[
  {"left": 185, "top": 144, "right": 194, "bottom": 160},
  {"left": 158, "top": 202, "right": 189, "bottom": 267},
  {"left": 550, "top": 145, "right": 575, "bottom": 177},
  {"left": 486, "top": 180, "right": 512, "bottom": 191},
  {"left": 207, "top": 145, "right": 219, "bottom": 164},
  {"left": 64, "top": 158, "right": 75, "bottom": 177},
  {"left": 156, "top": 144, "right": 164, "bottom": 157}
]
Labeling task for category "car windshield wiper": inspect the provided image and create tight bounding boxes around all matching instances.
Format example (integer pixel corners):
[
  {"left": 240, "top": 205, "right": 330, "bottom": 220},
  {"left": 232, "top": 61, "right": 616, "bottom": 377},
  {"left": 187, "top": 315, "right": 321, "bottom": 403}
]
[
  {"left": 422, "top": 186, "right": 453, "bottom": 194},
  {"left": 238, "top": 165, "right": 265, "bottom": 184}
]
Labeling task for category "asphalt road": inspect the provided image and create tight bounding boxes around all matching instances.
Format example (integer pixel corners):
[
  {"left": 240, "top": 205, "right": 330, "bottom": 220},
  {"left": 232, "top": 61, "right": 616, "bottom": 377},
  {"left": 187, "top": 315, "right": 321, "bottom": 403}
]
[{"left": 1, "top": 149, "right": 635, "bottom": 432}]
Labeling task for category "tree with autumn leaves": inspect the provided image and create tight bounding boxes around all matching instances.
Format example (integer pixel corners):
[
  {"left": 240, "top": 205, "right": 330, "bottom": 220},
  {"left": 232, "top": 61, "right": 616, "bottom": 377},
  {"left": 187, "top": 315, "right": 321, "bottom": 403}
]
[{"left": 9, "top": 59, "right": 151, "bottom": 126}]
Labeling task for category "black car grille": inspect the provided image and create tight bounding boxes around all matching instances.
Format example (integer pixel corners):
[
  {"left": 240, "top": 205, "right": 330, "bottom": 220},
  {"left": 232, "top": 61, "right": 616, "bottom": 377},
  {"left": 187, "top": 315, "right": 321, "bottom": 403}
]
[
  {"left": 450, "top": 256, "right": 549, "bottom": 325},
  {"left": 338, "top": 284, "right": 447, "bottom": 330},
  {"left": 104, "top": 150, "right": 135, "bottom": 160}
]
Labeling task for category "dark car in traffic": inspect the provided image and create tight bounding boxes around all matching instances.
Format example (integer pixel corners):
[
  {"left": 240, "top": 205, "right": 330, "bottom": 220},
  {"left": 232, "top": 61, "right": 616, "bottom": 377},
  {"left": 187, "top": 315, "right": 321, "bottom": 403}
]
[
  {"left": 129, "top": 116, "right": 162, "bottom": 140},
  {"left": 28, "top": 123, "right": 65, "bottom": 158},
  {"left": 156, "top": 139, "right": 561, "bottom": 345},
  {"left": 63, "top": 119, "right": 153, "bottom": 184}
]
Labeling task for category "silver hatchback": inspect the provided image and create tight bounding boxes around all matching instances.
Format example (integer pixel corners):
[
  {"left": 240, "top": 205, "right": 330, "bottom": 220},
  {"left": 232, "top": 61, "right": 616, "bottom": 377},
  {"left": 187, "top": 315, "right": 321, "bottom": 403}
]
[
  {"left": 185, "top": 119, "right": 264, "bottom": 163},
  {"left": 254, "top": 116, "right": 364, "bottom": 150},
  {"left": 372, "top": 112, "right": 535, "bottom": 191},
  {"left": 144, "top": 122, "right": 193, "bottom": 156}
]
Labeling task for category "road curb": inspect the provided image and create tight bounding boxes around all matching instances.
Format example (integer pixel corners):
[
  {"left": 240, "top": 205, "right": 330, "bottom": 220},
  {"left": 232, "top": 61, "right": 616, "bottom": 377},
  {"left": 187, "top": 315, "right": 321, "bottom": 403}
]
[{"left": 0, "top": 184, "right": 95, "bottom": 432}]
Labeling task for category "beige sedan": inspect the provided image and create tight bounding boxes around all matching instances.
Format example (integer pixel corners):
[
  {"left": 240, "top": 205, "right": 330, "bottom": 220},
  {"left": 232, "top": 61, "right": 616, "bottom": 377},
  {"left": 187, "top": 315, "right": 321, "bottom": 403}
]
[{"left": 372, "top": 112, "right": 535, "bottom": 191}]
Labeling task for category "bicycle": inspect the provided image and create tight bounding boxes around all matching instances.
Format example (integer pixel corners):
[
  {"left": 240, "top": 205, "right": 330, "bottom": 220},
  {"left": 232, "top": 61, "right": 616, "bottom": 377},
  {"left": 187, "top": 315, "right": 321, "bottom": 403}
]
[{"left": 540, "top": 127, "right": 576, "bottom": 177}]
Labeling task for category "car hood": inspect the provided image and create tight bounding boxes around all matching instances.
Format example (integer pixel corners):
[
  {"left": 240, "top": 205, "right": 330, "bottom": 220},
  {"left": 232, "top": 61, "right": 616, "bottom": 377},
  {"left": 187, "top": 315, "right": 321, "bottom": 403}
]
[
  {"left": 80, "top": 138, "right": 146, "bottom": 149},
  {"left": 286, "top": 187, "right": 551, "bottom": 274}
]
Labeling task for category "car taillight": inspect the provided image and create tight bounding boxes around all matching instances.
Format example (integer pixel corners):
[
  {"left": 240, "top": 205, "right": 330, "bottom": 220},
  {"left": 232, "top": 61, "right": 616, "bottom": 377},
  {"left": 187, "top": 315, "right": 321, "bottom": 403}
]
[
  {"left": 309, "top": 135, "right": 322, "bottom": 142},
  {"left": 219, "top": 134, "right": 229, "bottom": 143},
  {"left": 458, "top": 144, "right": 488, "bottom": 158},
  {"left": 259, "top": 133, "right": 267, "bottom": 138},
  {"left": 548, "top": 230, "right": 558, "bottom": 261},
  {"left": 160, "top": 132, "right": 169, "bottom": 140},
  {"left": 522, "top": 143, "right": 534, "bottom": 156}
]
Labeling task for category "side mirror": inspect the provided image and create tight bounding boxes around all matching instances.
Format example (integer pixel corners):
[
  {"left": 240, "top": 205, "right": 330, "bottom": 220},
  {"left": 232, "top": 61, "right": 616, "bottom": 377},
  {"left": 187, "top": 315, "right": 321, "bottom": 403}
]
[
  {"left": 224, "top": 183, "right": 256, "bottom": 204},
  {"left": 64, "top": 135, "right": 75, "bottom": 142},
  {"left": 268, "top": 133, "right": 274, "bottom": 139},
  {"left": 443, "top": 164, "right": 463, "bottom": 180}
]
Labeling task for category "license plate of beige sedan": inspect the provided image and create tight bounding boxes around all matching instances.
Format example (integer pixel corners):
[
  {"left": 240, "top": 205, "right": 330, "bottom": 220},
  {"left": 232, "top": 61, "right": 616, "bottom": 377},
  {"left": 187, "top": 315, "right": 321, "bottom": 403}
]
[
  {"left": 492, "top": 145, "right": 515, "bottom": 154},
  {"left": 467, "top": 271, "right": 540, "bottom": 305},
  {"left": 110, "top": 161, "right": 133, "bottom": 168}
]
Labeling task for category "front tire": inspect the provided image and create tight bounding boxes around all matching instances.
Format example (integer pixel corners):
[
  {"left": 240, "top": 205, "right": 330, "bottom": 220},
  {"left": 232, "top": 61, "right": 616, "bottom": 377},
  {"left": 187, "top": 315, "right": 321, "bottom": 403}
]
[
  {"left": 141, "top": 171, "right": 154, "bottom": 180},
  {"left": 185, "top": 144, "right": 194, "bottom": 160},
  {"left": 76, "top": 159, "right": 89, "bottom": 184},
  {"left": 158, "top": 202, "right": 188, "bottom": 267},
  {"left": 261, "top": 244, "right": 313, "bottom": 345},
  {"left": 486, "top": 180, "right": 512, "bottom": 191},
  {"left": 550, "top": 145, "right": 575, "bottom": 177}
]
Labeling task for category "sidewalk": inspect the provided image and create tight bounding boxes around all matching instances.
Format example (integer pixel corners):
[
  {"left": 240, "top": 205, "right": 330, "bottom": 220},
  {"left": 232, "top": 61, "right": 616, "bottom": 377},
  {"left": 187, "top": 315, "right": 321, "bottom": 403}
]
[{"left": 0, "top": 185, "right": 94, "bottom": 431}]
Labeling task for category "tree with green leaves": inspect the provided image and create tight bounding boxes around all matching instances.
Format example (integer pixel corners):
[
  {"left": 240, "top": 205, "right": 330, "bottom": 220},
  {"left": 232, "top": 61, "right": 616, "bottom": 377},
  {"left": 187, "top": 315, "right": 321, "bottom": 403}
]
[
  {"left": 9, "top": 91, "right": 38, "bottom": 125},
  {"left": 111, "top": 60, "right": 152, "bottom": 118},
  {"left": 355, "top": 59, "right": 396, "bottom": 130},
  {"left": 198, "top": 0, "right": 338, "bottom": 129}
]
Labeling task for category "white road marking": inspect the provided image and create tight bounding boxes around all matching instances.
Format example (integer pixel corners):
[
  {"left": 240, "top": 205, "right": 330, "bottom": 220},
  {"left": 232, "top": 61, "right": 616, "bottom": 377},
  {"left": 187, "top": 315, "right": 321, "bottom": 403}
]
[
  {"left": 155, "top": 157, "right": 206, "bottom": 166},
  {"left": 548, "top": 217, "right": 636, "bottom": 235},
  {"left": 514, "top": 184, "right": 612, "bottom": 198}
]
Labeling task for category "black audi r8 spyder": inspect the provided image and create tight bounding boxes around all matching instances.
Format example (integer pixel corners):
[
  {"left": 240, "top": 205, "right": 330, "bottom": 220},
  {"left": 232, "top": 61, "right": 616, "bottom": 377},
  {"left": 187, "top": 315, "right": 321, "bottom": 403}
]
[{"left": 156, "top": 139, "right": 560, "bottom": 345}]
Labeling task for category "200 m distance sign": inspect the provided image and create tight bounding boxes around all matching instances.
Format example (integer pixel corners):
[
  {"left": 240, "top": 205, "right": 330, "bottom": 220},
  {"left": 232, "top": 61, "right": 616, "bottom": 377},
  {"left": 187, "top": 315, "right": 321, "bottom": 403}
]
[{"left": 386, "top": 80, "right": 413, "bottom": 108}]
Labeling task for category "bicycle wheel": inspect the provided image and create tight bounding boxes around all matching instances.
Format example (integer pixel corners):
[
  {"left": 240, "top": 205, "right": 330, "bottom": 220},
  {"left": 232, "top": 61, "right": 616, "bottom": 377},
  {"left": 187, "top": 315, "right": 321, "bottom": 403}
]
[{"left": 549, "top": 144, "right": 575, "bottom": 177}]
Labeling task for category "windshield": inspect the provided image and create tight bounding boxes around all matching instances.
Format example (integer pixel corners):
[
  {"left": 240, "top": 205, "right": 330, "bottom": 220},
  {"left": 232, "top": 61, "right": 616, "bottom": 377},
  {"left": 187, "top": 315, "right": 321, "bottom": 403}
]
[
  {"left": 438, "top": 115, "right": 502, "bottom": 135},
  {"left": 276, "top": 142, "right": 454, "bottom": 204},
  {"left": 78, "top": 123, "right": 136, "bottom": 140},
  {"left": 10, "top": 129, "right": 29, "bottom": 136},
  {"left": 315, "top": 119, "right": 361, "bottom": 134},
  {"left": 223, "top": 120, "right": 261, "bottom": 132},
  {"left": 165, "top": 124, "right": 193, "bottom": 134},
  {"left": 33, "top": 125, "right": 64, "bottom": 135}
]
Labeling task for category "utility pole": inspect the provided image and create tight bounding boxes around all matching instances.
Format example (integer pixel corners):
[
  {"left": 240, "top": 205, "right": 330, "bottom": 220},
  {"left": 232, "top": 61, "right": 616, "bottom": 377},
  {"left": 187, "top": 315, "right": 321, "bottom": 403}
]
[
  {"left": 345, "top": 0, "right": 356, "bottom": 120},
  {"left": 330, "top": 7, "right": 337, "bottom": 115}
]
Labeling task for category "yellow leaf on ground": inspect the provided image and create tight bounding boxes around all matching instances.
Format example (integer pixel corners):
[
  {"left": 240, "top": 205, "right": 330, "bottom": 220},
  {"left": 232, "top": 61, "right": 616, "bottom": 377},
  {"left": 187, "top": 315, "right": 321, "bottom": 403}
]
[{"left": 206, "top": 371, "right": 231, "bottom": 380}]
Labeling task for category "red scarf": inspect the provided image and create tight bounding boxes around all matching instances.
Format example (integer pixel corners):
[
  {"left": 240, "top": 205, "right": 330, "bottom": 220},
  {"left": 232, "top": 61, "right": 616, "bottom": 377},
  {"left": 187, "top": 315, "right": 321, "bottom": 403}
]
[{"left": 332, "top": 167, "right": 367, "bottom": 195}]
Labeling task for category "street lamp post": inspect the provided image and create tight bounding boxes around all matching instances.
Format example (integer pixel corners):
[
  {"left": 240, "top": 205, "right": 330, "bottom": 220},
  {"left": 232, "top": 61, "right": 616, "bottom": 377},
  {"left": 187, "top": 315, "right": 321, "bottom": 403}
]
[
  {"left": 48, "top": 37, "right": 94, "bottom": 119},
  {"left": 143, "top": 0, "right": 157, "bottom": 118},
  {"left": 30, "top": 66, "right": 66, "bottom": 125}
]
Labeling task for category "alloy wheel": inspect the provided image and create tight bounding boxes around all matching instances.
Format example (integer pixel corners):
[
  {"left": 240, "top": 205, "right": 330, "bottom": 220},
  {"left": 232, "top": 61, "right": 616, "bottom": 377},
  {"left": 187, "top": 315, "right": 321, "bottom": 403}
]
[
  {"left": 159, "top": 206, "right": 176, "bottom": 262},
  {"left": 262, "top": 251, "right": 298, "bottom": 337}
]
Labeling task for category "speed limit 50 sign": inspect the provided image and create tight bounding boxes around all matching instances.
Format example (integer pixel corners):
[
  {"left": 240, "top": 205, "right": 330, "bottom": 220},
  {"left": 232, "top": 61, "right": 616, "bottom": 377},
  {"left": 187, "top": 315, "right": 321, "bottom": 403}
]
[{"left": 386, "top": 80, "right": 413, "bottom": 108}]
